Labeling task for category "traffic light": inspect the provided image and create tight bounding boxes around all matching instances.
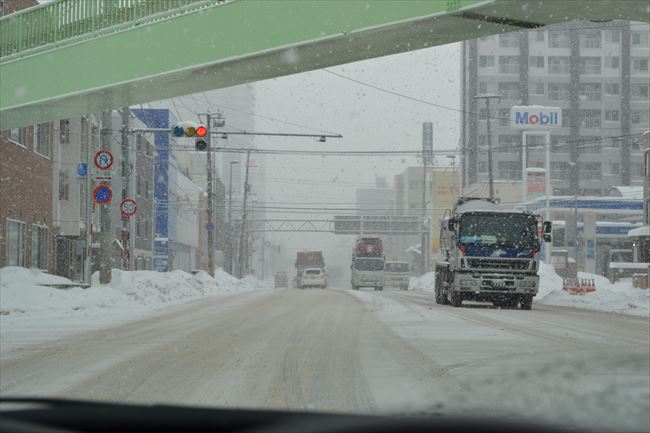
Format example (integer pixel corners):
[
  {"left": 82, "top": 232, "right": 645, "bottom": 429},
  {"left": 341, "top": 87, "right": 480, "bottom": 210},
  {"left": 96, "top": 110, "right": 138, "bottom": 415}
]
[{"left": 171, "top": 121, "right": 208, "bottom": 138}]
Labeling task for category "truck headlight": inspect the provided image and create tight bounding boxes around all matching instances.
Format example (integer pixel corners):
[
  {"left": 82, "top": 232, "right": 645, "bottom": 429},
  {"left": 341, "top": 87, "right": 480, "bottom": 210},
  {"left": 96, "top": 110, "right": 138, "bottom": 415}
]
[
  {"left": 519, "top": 280, "right": 537, "bottom": 288},
  {"left": 459, "top": 279, "right": 478, "bottom": 286}
]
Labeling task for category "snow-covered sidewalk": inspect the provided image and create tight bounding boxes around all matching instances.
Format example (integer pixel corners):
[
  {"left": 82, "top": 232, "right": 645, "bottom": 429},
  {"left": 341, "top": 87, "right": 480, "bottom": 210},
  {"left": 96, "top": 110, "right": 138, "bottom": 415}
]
[
  {"left": 0, "top": 267, "right": 269, "bottom": 353},
  {"left": 406, "top": 264, "right": 649, "bottom": 317}
]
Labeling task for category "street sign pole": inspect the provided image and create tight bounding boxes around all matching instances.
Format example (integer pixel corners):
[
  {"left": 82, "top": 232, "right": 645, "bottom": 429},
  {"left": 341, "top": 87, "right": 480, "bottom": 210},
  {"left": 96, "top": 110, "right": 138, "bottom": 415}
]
[
  {"left": 99, "top": 111, "right": 113, "bottom": 284},
  {"left": 83, "top": 117, "right": 93, "bottom": 286}
]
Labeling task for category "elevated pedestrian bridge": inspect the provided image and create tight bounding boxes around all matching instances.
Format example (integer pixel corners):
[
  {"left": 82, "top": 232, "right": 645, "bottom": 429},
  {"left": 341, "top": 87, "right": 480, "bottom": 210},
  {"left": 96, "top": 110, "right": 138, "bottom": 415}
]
[{"left": 1, "top": 0, "right": 648, "bottom": 129}]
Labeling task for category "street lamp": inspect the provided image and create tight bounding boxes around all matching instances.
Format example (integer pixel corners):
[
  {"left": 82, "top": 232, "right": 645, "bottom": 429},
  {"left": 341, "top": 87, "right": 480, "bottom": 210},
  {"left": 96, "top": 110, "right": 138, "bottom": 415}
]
[{"left": 228, "top": 160, "right": 239, "bottom": 274}]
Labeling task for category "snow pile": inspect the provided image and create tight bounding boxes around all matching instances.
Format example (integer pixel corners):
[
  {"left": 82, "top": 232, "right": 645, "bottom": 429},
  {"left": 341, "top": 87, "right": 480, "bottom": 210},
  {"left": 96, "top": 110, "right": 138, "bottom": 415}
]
[
  {"left": 408, "top": 272, "right": 436, "bottom": 292},
  {"left": 1, "top": 266, "right": 263, "bottom": 317},
  {"left": 536, "top": 263, "right": 649, "bottom": 317}
]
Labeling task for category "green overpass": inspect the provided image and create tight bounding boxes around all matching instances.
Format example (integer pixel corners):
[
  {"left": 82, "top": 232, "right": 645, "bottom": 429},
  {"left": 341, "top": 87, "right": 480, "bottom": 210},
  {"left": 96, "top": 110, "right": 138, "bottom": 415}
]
[{"left": 1, "top": 0, "right": 648, "bottom": 129}]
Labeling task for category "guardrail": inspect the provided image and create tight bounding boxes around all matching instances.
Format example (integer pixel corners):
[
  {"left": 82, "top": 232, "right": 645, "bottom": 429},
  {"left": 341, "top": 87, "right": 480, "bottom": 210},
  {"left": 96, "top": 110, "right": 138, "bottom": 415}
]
[{"left": 0, "top": 0, "right": 231, "bottom": 62}]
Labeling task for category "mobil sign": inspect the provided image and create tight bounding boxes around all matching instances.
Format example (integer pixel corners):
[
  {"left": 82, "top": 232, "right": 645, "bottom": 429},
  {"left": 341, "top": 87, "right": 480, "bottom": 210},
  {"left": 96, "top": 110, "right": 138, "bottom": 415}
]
[{"left": 510, "top": 105, "right": 562, "bottom": 129}]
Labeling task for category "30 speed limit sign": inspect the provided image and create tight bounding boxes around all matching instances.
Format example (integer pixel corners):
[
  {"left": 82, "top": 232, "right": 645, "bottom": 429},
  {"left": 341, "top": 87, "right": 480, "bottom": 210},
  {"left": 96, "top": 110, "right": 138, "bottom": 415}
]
[{"left": 120, "top": 198, "right": 137, "bottom": 217}]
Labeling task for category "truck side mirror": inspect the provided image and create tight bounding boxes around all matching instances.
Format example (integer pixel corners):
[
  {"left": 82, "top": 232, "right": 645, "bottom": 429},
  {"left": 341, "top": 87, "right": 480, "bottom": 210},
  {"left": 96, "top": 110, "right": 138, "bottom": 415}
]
[
  {"left": 447, "top": 219, "right": 455, "bottom": 231},
  {"left": 543, "top": 233, "right": 552, "bottom": 243},
  {"left": 543, "top": 221, "right": 552, "bottom": 243}
]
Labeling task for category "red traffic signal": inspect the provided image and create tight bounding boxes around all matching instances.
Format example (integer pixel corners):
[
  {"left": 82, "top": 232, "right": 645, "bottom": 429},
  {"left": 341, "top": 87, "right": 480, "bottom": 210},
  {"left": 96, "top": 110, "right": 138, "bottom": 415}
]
[{"left": 172, "top": 121, "right": 208, "bottom": 138}]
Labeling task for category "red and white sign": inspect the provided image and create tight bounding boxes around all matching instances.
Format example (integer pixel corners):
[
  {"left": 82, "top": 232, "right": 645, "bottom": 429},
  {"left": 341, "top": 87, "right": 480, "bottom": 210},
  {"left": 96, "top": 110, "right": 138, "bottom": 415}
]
[
  {"left": 120, "top": 198, "right": 137, "bottom": 217},
  {"left": 94, "top": 150, "right": 114, "bottom": 170}
]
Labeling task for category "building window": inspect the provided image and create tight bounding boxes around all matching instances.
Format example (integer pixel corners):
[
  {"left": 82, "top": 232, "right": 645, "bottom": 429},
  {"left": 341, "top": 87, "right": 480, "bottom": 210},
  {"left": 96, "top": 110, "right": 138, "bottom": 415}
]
[
  {"left": 550, "top": 162, "right": 570, "bottom": 180},
  {"left": 499, "top": 33, "right": 520, "bottom": 48},
  {"left": 604, "top": 56, "right": 620, "bottom": 69},
  {"left": 478, "top": 135, "right": 488, "bottom": 147},
  {"left": 579, "top": 57, "right": 602, "bottom": 75},
  {"left": 631, "top": 84, "right": 649, "bottom": 99},
  {"left": 479, "top": 107, "right": 488, "bottom": 121},
  {"left": 632, "top": 58, "right": 649, "bottom": 72},
  {"left": 548, "top": 56, "right": 570, "bottom": 74},
  {"left": 610, "top": 162, "right": 620, "bottom": 175},
  {"left": 580, "top": 110, "right": 602, "bottom": 128},
  {"left": 58, "top": 170, "right": 70, "bottom": 200},
  {"left": 604, "top": 82, "right": 620, "bottom": 95},
  {"left": 497, "top": 161, "right": 521, "bottom": 180},
  {"left": 498, "top": 135, "right": 520, "bottom": 152},
  {"left": 136, "top": 175, "right": 142, "bottom": 196},
  {"left": 604, "top": 110, "right": 620, "bottom": 122},
  {"left": 478, "top": 82, "right": 488, "bottom": 94},
  {"left": 59, "top": 120, "right": 70, "bottom": 145},
  {"left": 8, "top": 127, "right": 28, "bottom": 147},
  {"left": 631, "top": 110, "right": 649, "bottom": 125},
  {"left": 549, "top": 31, "right": 569, "bottom": 48},
  {"left": 548, "top": 83, "right": 570, "bottom": 100},
  {"left": 605, "top": 30, "right": 620, "bottom": 43},
  {"left": 479, "top": 55, "right": 494, "bottom": 67},
  {"left": 533, "top": 30, "right": 545, "bottom": 42},
  {"left": 34, "top": 123, "right": 51, "bottom": 157},
  {"left": 478, "top": 161, "right": 488, "bottom": 173},
  {"left": 632, "top": 163, "right": 644, "bottom": 177},
  {"left": 5, "top": 219, "right": 26, "bottom": 266},
  {"left": 579, "top": 162, "right": 602, "bottom": 180},
  {"left": 498, "top": 56, "right": 519, "bottom": 74},
  {"left": 529, "top": 56, "right": 544, "bottom": 68},
  {"left": 631, "top": 32, "right": 649, "bottom": 47},
  {"left": 530, "top": 82, "right": 545, "bottom": 95},
  {"left": 498, "top": 82, "right": 519, "bottom": 100},
  {"left": 579, "top": 83, "right": 601, "bottom": 101},
  {"left": 31, "top": 225, "right": 48, "bottom": 270},
  {"left": 580, "top": 31, "right": 601, "bottom": 49},
  {"left": 581, "top": 136, "right": 602, "bottom": 154}
]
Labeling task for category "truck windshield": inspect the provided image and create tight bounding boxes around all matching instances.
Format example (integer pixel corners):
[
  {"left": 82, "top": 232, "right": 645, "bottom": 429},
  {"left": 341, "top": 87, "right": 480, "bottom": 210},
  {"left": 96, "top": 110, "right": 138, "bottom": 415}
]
[
  {"left": 458, "top": 213, "right": 537, "bottom": 248},
  {"left": 385, "top": 263, "right": 409, "bottom": 272},
  {"left": 354, "top": 259, "right": 384, "bottom": 271}
]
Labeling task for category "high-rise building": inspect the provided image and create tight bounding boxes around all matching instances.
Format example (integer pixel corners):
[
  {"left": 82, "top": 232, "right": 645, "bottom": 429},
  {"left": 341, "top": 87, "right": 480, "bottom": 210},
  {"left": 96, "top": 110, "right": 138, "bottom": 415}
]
[{"left": 461, "top": 22, "right": 650, "bottom": 197}]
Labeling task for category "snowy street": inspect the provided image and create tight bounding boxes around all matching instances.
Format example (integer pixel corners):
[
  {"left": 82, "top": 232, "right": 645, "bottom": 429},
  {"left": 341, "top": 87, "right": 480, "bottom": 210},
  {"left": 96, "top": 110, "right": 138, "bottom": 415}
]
[{"left": 2, "top": 286, "right": 648, "bottom": 431}]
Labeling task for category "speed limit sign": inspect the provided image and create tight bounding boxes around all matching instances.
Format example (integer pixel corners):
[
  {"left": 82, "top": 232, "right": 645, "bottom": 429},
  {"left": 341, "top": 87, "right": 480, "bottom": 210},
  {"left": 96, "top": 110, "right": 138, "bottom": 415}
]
[{"left": 120, "top": 198, "right": 137, "bottom": 217}]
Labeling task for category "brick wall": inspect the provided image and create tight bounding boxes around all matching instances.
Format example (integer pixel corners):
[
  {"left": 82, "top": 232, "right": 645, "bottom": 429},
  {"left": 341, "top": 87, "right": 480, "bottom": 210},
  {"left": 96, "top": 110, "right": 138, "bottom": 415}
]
[
  {"left": 2, "top": 0, "right": 38, "bottom": 16},
  {"left": 0, "top": 131, "right": 54, "bottom": 272}
]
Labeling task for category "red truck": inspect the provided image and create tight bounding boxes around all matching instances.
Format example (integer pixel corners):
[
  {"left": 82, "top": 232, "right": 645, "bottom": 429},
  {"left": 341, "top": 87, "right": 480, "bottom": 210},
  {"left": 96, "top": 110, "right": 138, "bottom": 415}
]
[{"left": 354, "top": 236, "right": 384, "bottom": 257}]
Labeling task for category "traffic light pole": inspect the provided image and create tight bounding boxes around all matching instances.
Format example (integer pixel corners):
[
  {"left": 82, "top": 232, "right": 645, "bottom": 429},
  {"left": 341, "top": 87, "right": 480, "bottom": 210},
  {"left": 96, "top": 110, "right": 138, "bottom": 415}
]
[
  {"left": 238, "top": 150, "right": 251, "bottom": 278},
  {"left": 206, "top": 113, "right": 215, "bottom": 277}
]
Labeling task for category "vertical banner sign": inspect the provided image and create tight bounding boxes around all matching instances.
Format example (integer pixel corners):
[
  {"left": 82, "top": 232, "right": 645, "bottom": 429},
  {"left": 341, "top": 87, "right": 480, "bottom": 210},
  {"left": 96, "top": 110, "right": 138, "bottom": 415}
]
[
  {"left": 133, "top": 108, "right": 170, "bottom": 272},
  {"left": 422, "top": 122, "right": 433, "bottom": 165},
  {"left": 526, "top": 168, "right": 546, "bottom": 199}
]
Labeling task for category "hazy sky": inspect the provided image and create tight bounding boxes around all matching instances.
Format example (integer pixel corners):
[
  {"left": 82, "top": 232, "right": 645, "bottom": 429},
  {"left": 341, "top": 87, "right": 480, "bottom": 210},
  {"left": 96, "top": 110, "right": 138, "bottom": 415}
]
[{"left": 165, "top": 41, "right": 462, "bottom": 276}]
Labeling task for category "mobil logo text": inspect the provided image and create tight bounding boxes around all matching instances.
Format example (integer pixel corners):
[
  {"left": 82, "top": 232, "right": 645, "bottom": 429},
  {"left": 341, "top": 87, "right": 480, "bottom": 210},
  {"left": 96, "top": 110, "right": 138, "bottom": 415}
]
[{"left": 510, "top": 106, "right": 562, "bottom": 129}]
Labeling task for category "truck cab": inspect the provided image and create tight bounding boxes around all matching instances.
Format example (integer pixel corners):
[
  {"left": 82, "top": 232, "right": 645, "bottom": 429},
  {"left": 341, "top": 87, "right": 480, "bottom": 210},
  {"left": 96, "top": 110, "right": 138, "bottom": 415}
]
[{"left": 384, "top": 261, "right": 410, "bottom": 290}]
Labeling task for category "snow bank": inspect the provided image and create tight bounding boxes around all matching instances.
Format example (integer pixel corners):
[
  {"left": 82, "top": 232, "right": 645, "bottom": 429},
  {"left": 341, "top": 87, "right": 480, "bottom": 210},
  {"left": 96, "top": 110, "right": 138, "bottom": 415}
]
[
  {"left": 408, "top": 272, "right": 436, "bottom": 292},
  {"left": 536, "top": 263, "right": 649, "bottom": 317},
  {"left": 1, "top": 266, "right": 265, "bottom": 317}
]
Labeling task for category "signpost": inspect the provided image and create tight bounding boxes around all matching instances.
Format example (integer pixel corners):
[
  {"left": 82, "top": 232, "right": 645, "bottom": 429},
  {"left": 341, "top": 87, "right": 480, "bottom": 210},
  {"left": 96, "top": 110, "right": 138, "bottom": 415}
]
[
  {"left": 93, "top": 184, "right": 112, "bottom": 205},
  {"left": 119, "top": 198, "right": 137, "bottom": 217},
  {"left": 94, "top": 149, "right": 114, "bottom": 170}
]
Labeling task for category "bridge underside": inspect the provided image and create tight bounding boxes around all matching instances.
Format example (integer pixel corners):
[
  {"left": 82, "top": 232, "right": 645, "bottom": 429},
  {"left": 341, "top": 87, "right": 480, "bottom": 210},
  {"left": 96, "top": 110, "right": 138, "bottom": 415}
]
[{"left": 1, "top": 0, "right": 648, "bottom": 129}]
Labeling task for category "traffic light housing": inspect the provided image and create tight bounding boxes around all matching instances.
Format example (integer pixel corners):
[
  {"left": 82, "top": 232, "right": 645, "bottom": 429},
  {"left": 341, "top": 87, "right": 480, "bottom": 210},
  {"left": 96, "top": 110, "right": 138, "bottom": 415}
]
[
  {"left": 172, "top": 121, "right": 208, "bottom": 138},
  {"left": 195, "top": 138, "right": 208, "bottom": 151}
]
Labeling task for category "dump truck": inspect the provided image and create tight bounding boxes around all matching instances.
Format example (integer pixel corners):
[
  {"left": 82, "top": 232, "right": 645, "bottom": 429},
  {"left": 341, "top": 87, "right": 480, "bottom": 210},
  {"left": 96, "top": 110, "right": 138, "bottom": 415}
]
[{"left": 435, "top": 197, "right": 551, "bottom": 310}]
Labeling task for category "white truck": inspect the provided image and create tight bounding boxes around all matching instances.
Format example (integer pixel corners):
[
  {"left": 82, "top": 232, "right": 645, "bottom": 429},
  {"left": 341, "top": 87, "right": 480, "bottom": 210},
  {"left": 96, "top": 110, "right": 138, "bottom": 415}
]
[
  {"left": 351, "top": 236, "right": 385, "bottom": 291},
  {"left": 384, "top": 261, "right": 411, "bottom": 290}
]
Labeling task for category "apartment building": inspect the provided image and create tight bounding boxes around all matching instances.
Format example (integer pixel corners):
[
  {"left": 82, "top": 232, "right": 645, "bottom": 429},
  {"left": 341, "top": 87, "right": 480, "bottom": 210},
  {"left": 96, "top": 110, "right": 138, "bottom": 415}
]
[{"left": 461, "top": 22, "right": 650, "bottom": 196}]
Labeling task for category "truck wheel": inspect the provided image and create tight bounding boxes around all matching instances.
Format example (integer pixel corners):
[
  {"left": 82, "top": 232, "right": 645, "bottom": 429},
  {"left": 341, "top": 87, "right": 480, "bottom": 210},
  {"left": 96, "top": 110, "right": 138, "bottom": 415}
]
[
  {"left": 449, "top": 292, "right": 462, "bottom": 307},
  {"left": 378, "top": 286, "right": 384, "bottom": 291},
  {"left": 520, "top": 295, "right": 533, "bottom": 310}
]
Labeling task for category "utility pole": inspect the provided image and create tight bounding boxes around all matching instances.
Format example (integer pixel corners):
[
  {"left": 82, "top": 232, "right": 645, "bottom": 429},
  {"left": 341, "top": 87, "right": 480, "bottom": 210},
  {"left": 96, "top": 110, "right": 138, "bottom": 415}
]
[
  {"left": 99, "top": 111, "right": 113, "bottom": 284},
  {"left": 205, "top": 112, "right": 215, "bottom": 277},
  {"left": 120, "top": 107, "right": 131, "bottom": 270},
  {"left": 238, "top": 150, "right": 251, "bottom": 278},
  {"left": 228, "top": 160, "right": 239, "bottom": 274},
  {"left": 473, "top": 94, "right": 501, "bottom": 201},
  {"left": 83, "top": 116, "right": 93, "bottom": 285},
  {"left": 421, "top": 155, "right": 428, "bottom": 275}
]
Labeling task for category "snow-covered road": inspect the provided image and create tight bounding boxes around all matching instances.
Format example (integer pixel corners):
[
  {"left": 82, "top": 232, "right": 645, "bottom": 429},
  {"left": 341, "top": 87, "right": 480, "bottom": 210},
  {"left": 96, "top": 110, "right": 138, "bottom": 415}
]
[{"left": 1, "top": 288, "right": 648, "bottom": 431}]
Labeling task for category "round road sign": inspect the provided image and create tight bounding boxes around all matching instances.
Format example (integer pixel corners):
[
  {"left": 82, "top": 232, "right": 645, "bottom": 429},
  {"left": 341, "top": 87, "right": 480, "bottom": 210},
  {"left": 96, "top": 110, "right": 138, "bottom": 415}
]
[
  {"left": 94, "top": 150, "right": 114, "bottom": 170},
  {"left": 120, "top": 198, "right": 137, "bottom": 217},
  {"left": 93, "top": 184, "right": 113, "bottom": 205},
  {"left": 206, "top": 223, "right": 214, "bottom": 231}
]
